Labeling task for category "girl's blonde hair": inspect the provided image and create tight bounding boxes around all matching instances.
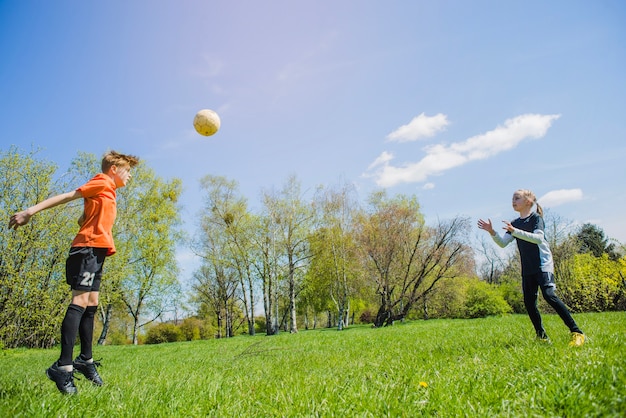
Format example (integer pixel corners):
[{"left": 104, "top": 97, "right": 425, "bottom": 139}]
[{"left": 516, "top": 189, "right": 543, "bottom": 216}]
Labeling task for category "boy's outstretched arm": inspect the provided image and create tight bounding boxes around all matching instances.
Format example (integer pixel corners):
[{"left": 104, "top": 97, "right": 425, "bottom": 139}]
[{"left": 9, "top": 190, "right": 82, "bottom": 230}]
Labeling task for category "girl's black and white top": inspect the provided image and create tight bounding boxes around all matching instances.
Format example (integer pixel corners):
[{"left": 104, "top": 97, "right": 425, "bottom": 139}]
[{"left": 490, "top": 212, "right": 554, "bottom": 276}]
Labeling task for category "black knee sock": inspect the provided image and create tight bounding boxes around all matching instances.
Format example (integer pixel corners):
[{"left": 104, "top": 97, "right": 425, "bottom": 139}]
[
  {"left": 59, "top": 304, "right": 85, "bottom": 366},
  {"left": 79, "top": 305, "right": 98, "bottom": 360}
]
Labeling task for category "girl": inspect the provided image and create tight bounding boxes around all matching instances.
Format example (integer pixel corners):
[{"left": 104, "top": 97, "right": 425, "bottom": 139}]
[{"left": 478, "top": 189, "right": 585, "bottom": 346}]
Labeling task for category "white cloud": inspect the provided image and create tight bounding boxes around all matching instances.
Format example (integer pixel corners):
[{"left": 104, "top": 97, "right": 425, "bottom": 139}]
[
  {"left": 367, "top": 151, "right": 394, "bottom": 170},
  {"left": 423, "top": 183, "right": 435, "bottom": 190},
  {"left": 386, "top": 113, "right": 449, "bottom": 143},
  {"left": 367, "top": 113, "right": 561, "bottom": 187},
  {"left": 539, "top": 189, "right": 584, "bottom": 207}
]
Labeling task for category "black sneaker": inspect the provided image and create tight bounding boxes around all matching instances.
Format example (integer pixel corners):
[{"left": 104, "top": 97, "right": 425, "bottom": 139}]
[
  {"left": 73, "top": 356, "right": 103, "bottom": 386},
  {"left": 46, "top": 361, "right": 78, "bottom": 395}
]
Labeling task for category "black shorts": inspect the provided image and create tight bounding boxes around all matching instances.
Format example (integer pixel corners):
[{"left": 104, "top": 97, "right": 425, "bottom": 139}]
[{"left": 65, "top": 247, "right": 107, "bottom": 291}]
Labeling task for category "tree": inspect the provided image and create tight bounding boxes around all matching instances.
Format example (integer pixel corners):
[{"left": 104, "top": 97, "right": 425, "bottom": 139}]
[
  {"left": 475, "top": 234, "right": 512, "bottom": 284},
  {"left": 576, "top": 223, "right": 619, "bottom": 261},
  {"left": 0, "top": 147, "right": 79, "bottom": 348},
  {"left": 565, "top": 253, "right": 625, "bottom": 312},
  {"left": 248, "top": 212, "right": 281, "bottom": 335},
  {"left": 197, "top": 175, "right": 257, "bottom": 336},
  {"left": 262, "top": 175, "right": 313, "bottom": 333},
  {"left": 307, "top": 182, "right": 361, "bottom": 330},
  {"left": 355, "top": 191, "right": 472, "bottom": 327},
  {"left": 192, "top": 259, "right": 239, "bottom": 339},
  {"left": 115, "top": 165, "right": 183, "bottom": 344}
]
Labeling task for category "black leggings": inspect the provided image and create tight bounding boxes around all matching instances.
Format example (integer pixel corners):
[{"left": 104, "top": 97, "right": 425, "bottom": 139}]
[{"left": 522, "top": 272, "right": 582, "bottom": 335}]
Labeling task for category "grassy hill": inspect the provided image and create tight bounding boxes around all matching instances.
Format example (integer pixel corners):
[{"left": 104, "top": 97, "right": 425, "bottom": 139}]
[{"left": 1, "top": 312, "right": 624, "bottom": 417}]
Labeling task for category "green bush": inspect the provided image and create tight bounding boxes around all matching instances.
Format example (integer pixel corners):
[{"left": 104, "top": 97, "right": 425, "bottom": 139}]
[
  {"left": 464, "top": 280, "right": 512, "bottom": 318},
  {"left": 107, "top": 330, "right": 131, "bottom": 346},
  {"left": 499, "top": 279, "right": 524, "bottom": 313},
  {"left": 145, "top": 323, "right": 184, "bottom": 344},
  {"left": 421, "top": 277, "right": 470, "bottom": 319},
  {"left": 254, "top": 316, "right": 267, "bottom": 334},
  {"left": 179, "top": 317, "right": 204, "bottom": 341}
]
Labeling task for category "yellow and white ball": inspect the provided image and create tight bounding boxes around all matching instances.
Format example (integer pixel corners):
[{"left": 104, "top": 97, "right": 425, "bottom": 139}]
[{"left": 193, "top": 109, "right": 220, "bottom": 136}]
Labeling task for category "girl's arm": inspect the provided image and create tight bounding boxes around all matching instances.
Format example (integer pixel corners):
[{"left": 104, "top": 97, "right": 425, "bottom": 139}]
[
  {"left": 478, "top": 218, "right": 514, "bottom": 248},
  {"left": 9, "top": 190, "right": 83, "bottom": 230},
  {"left": 510, "top": 228, "right": 544, "bottom": 245},
  {"left": 501, "top": 220, "right": 545, "bottom": 245},
  {"left": 490, "top": 231, "right": 515, "bottom": 248}
]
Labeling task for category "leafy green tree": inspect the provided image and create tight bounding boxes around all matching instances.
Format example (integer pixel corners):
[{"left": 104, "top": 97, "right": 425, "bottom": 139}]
[
  {"left": 563, "top": 253, "right": 624, "bottom": 312},
  {"left": 0, "top": 147, "right": 80, "bottom": 348},
  {"left": 114, "top": 164, "right": 183, "bottom": 344},
  {"left": 576, "top": 223, "right": 619, "bottom": 261},
  {"left": 306, "top": 182, "right": 361, "bottom": 330}
]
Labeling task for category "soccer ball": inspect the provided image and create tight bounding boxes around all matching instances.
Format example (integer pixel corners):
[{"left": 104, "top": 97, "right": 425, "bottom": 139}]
[{"left": 193, "top": 109, "right": 220, "bottom": 136}]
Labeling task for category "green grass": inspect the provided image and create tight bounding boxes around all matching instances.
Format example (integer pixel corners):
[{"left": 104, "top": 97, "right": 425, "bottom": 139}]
[{"left": 1, "top": 312, "right": 624, "bottom": 417}]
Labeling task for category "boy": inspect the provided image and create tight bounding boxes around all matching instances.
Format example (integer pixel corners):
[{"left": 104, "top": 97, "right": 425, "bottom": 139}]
[{"left": 9, "top": 150, "right": 139, "bottom": 394}]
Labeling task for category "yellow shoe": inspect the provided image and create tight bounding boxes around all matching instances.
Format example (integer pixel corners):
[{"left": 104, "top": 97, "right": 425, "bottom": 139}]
[{"left": 569, "top": 332, "right": 585, "bottom": 347}]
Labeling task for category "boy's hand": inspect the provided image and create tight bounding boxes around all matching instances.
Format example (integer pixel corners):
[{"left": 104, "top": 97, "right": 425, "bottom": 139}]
[{"left": 9, "top": 210, "right": 31, "bottom": 230}]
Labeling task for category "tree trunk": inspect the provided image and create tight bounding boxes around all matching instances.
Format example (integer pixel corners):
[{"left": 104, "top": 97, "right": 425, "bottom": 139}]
[
  {"left": 132, "top": 317, "right": 139, "bottom": 345},
  {"left": 263, "top": 275, "right": 275, "bottom": 335},
  {"left": 216, "top": 309, "right": 223, "bottom": 339},
  {"left": 97, "top": 303, "right": 113, "bottom": 345},
  {"left": 288, "top": 265, "right": 298, "bottom": 333},
  {"left": 247, "top": 274, "right": 256, "bottom": 336},
  {"left": 337, "top": 306, "right": 344, "bottom": 331},
  {"left": 374, "top": 303, "right": 392, "bottom": 328}
]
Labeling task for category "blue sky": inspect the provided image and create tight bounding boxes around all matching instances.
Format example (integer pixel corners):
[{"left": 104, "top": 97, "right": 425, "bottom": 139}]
[{"left": 2, "top": 1, "right": 625, "bottom": 281}]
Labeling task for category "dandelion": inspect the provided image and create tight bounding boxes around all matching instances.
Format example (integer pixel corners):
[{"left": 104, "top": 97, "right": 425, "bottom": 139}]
[{"left": 419, "top": 381, "right": 428, "bottom": 388}]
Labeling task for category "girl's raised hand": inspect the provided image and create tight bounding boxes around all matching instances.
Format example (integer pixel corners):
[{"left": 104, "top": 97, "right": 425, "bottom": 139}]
[{"left": 477, "top": 218, "right": 495, "bottom": 235}]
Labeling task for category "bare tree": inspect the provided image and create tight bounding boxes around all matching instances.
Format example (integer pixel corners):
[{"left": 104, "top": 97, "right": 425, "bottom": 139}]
[
  {"left": 475, "top": 234, "right": 511, "bottom": 284},
  {"left": 197, "top": 175, "right": 257, "bottom": 336},
  {"left": 355, "top": 191, "right": 472, "bottom": 327},
  {"left": 248, "top": 213, "right": 281, "bottom": 335},
  {"left": 262, "top": 175, "right": 313, "bottom": 333}
]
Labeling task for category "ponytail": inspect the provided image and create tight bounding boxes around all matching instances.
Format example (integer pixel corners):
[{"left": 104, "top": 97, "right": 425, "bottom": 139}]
[{"left": 535, "top": 201, "right": 543, "bottom": 217}]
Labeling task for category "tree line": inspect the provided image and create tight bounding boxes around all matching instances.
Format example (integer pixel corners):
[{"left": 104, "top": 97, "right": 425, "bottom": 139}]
[{"left": 1, "top": 147, "right": 624, "bottom": 348}]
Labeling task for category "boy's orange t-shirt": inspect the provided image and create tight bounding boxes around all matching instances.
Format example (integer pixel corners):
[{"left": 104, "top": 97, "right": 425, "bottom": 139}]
[{"left": 71, "top": 173, "right": 118, "bottom": 256}]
